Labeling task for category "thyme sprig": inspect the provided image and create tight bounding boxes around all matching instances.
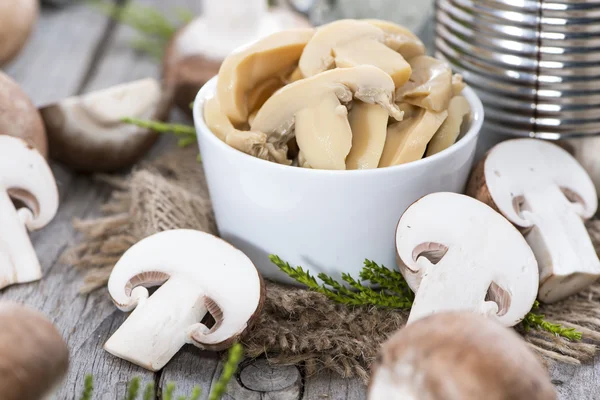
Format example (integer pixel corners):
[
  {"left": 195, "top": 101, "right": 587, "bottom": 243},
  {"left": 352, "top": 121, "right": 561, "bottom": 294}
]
[
  {"left": 271, "top": 255, "right": 581, "bottom": 340},
  {"left": 209, "top": 343, "right": 244, "bottom": 400},
  {"left": 121, "top": 117, "right": 197, "bottom": 148}
]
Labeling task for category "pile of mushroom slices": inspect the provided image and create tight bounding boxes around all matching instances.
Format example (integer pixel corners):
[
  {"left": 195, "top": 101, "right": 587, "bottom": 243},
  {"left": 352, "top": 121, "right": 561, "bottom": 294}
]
[
  {"left": 205, "top": 19, "right": 471, "bottom": 170},
  {"left": 103, "top": 229, "right": 265, "bottom": 371}
]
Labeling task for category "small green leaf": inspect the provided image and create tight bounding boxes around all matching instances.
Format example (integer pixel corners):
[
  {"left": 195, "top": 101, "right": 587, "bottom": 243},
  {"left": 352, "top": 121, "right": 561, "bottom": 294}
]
[{"left": 80, "top": 375, "right": 94, "bottom": 400}]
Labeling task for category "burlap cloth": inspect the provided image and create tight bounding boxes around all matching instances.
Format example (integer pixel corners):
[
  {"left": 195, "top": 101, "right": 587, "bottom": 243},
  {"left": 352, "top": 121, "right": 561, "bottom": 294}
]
[{"left": 65, "top": 146, "right": 600, "bottom": 383}]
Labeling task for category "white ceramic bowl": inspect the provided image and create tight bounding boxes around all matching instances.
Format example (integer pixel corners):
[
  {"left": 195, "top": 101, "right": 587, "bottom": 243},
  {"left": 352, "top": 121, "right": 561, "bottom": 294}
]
[{"left": 194, "top": 77, "right": 484, "bottom": 285}]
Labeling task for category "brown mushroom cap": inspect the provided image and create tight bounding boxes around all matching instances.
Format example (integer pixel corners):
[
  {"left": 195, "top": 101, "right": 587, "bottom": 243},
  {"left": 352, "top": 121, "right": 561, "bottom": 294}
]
[
  {"left": 0, "top": 71, "right": 47, "bottom": 157},
  {"left": 0, "top": 0, "right": 38, "bottom": 67},
  {"left": 0, "top": 302, "right": 69, "bottom": 400},
  {"left": 368, "top": 312, "right": 556, "bottom": 400}
]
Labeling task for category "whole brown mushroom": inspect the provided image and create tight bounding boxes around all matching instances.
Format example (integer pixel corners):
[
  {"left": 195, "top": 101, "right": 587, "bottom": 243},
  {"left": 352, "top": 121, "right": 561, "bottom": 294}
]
[
  {"left": 368, "top": 312, "right": 556, "bottom": 400},
  {"left": 0, "top": 71, "right": 47, "bottom": 156},
  {"left": 163, "top": 0, "right": 311, "bottom": 116},
  {"left": 0, "top": 0, "right": 38, "bottom": 67},
  {"left": 0, "top": 302, "right": 69, "bottom": 400}
]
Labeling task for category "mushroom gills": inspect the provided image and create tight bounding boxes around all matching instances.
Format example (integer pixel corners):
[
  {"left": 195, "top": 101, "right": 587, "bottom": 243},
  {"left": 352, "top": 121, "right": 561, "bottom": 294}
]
[
  {"left": 346, "top": 101, "right": 389, "bottom": 170},
  {"left": 299, "top": 19, "right": 412, "bottom": 88},
  {"left": 426, "top": 96, "right": 470, "bottom": 157},
  {"left": 295, "top": 92, "right": 353, "bottom": 170},
  {"left": 379, "top": 107, "right": 448, "bottom": 167},
  {"left": 397, "top": 56, "right": 453, "bottom": 112}
]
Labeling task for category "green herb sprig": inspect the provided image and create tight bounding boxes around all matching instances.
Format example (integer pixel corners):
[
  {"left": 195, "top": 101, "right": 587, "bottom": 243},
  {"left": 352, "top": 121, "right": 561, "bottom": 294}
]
[
  {"left": 271, "top": 255, "right": 581, "bottom": 341},
  {"left": 121, "top": 117, "right": 197, "bottom": 148},
  {"left": 209, "top": 343, "right": 244, "bottom": 400},
  {"left": 80, "top": 374, "right": 94, "bottom": 400}
]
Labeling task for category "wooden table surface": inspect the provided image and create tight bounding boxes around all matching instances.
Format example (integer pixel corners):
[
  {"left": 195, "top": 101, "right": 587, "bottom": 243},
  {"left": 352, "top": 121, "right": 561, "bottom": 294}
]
[{"left": 2, "top": 1, "right": 598, "bottom": 399}]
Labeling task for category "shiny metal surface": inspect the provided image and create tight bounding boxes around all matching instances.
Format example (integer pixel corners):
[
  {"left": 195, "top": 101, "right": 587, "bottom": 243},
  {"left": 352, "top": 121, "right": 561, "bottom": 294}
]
[{"left": 436, "top": 0, "right": 600, "bottom": 138}]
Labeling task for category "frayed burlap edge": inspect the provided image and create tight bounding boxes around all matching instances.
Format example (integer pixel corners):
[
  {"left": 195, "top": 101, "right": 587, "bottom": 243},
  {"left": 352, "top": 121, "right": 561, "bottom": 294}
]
[{"left": 63, "top": 146, "right": 600, "bottom": 383}]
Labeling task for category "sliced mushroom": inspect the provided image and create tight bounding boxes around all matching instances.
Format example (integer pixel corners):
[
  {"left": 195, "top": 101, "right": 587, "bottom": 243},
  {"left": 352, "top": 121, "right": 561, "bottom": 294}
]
[
  {"left": 204, "top": 95, "right": 290, "bottom": 164},
  {"left": 363, "top": 19, "right": 426, "bottom": 60},
  {"left": 452, "top": 73, "right": 466, "bottom": 96},
  {"left": 369, "top": 312, "right": 556, "bottom": 400},
  {"left": 346, "top": 101, "right": 389, "bottom": 170},
  {"left": 426, "top": 96, "right": 471, "bottom": 157},
  {"left": 40, "top": 78, "right": 170, "bottom": 172},
  {"left": 0, "top": 136, "right": 59, "bottom": 290},
  {"left": 396, "top": 192, "right": 538, "bottom": 326},
  {"left": 378, "top": 105, "right": 448, "bottom": 167},
  {"left": 0, "top": 0, "right": 37, "bottom": 67},
  {"left": 397, "top": 55, "right": 453, "bottom": 112},
  {"left": 0, "top": 71, "right": 47, "bottom": 156},
  {"left": 217, "top": 28, "right": 315, "bottom": 126},
  {"left": 564, "top": 137, "right": 600, "bottom": 195},
  {"left": 104, "top": 229, "right": 265, "bottom": 371},
  {"left": 0, "top": 302, "right": 69, "bottom": 400},
  {"left": 299, "top": 19, "right": 411, "bottom": 87},
  {"left": 467, "top": 139, "right": 600, "bottom": 303},
  {"left": 251, "top": 65, "right": 402, "bottom": 168}
]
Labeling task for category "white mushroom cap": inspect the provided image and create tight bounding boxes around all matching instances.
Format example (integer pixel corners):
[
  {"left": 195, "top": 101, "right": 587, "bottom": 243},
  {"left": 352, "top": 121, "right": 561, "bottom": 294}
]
[
  {"left": 0, "top": 302, "right": 69, "bottom": 400},
  {"left": 0, "top": 0, "right": 38, "bottom": 67},
  {"left": 368, "top": 311, "right": 556, "bottom": 400},
  {"left": 396, "top": 192, "right": 538, "bottom": 326},
  {"left": 468, "top": 139, "right": 600, "bottom": 303},
  {"left": 105, "top": 229, "right": 264, "bottom": 370},
  {"left": 40, "top": 78, "right": 169, "bottom": 172}
]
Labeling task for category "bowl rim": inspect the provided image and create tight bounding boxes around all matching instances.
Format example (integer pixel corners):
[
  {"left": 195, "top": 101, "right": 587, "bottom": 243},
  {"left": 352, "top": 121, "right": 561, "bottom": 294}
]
[{"left": 193, "top": 75, "right": 485, "bottom": 177}]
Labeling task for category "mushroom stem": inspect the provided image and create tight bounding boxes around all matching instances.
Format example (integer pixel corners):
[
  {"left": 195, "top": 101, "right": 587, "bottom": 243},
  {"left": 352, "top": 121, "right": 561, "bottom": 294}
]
[
  {"left": 104, "top": 277, "right": 208, "bottom": 371},
  {"left": 0, "top": 190, "right": 41, "bottom": 289},
  {"left": 520, "top": 186, "right": 600, "bottom": 303},
  {"left": 407, "top": 248, "right": 499, "bottom": 325}
]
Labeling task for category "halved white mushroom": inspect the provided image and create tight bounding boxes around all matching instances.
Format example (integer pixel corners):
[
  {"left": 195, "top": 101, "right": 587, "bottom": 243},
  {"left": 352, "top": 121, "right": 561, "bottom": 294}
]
[
  {"left": 426, "top": 96, "right": 470, "bottom": 157},
  {"left": 217, "top": 28, "right": 315, "bottom": 126},
  {"left": 0, "top": 136, "right": 59, "bottom": 290},
  {"left": 362, "top": 19, "right": 426, "bottom": 60},
  {"left": 164, "top": 0, "right": 311, "bottom": 115},
  {"left": 396, "top": 55, "right": 453, "bottom": 112},
  {"left": 40, "top": 78, "right": 169, "bottom": 172},
  {"left": 368, "top": 312, "right": 557, "bottom": 400},
  {"left": 564, "top": 137, "right": 600, "bottom": 195},
  {"left": 298, "top": 19, "right": 411, "bottom": 88},
  {"left": 251, "top": 65, "right": 402, "bottom": 169},
  {"left": 379, "top": 105, "right": 448, "bottom": 167},
  {"left": 346, "top": 101, "right": 389, "bottom": 170},
  {"left": 396, "top": 192, "right": 538, "bottom": 326},
  {"left": 0, "top": 302, "right": 69, "bottom": 400},
  {"left": 104, "top": 229, "right": 264, "bottom": 371},
  {"left": 467, "top": 139, "right": 600, "bottom": 303},
  {"left": 204, "top": 95, "right": 290, "bottom": 164}
]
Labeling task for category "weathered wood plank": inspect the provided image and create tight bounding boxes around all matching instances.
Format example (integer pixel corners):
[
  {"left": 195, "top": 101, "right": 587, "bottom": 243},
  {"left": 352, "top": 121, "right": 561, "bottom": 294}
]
[
  {"left": 4, "top": 3, "right": 115, "bottom": 106},
  {"left": 303, "top": 371, "right": 367, "bottom": 400}
]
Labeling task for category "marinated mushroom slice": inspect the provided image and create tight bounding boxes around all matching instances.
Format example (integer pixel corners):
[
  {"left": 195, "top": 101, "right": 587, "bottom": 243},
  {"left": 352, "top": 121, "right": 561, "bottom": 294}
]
[
  {"left": 0, "top": 136, "right": 59, "bottom": 290},
  {"left": 426, "top": 96, "right": 470, "bottom": 157},
  {"left": 369, "top": 312, "right": 557, "bottom": 400},
  {"left": 40, "top": 78, "right": 169, "bottom": 172},
  {"left": 104, "top": 229, "right": 265, "bottom": 371},
  {"left": 251, "top": 65, "right": 403, "bottom": 169},
  {"left": 379, "top": 106, "right": 448, "bottom": 167},
  {"left": 217, "top": 28, "right": 315, "bottom": 125},
  {"left": 363, "top": 19, "right": 426, "bottom": 59},
  {"left": 397, "top": 55, "right": 453, "bottom": 112},
  {"left": 452, "top": 73, "right": 466, "bottom": 96},
  {"left": 204, "top": 96, "right": 289, "bottom": 165},
  {"left": 298, "top": 19, "right": 411, "bottom": 88},
  {"left": 346, "top": 101, "right": 389, "bottom": 170},
  {"left": 396, "top": 193, "right": 538, "bottom": 326},
  {"left": 467, "top": 139, "right": 600, "bottom": 304}
]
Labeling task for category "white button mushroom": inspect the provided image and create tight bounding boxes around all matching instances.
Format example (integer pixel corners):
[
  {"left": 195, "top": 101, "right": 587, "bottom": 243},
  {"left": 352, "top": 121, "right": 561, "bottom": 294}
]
[
  {"left": 468, "top": 138, "right": 600, "bottom": 303},
  {"left": 0, "top": 0, "right": 38, "bottom": 67},
  {"left": 104, "top": 229, "right": 265, "bottom": 371},
  {"left": 0, "top": 71, "right": 47, "bottom": 157},
  {"left": 0, "top": 302, "right": 69, "bottom": 400},
  {"left": 164, "top": 0, "right": 312, "bottom": 115},
  {"left": 368, "top": 312, "right": 557, "bottom": 400},
  {"left": 396, "top": 192, "right": 538, "bottom": 326},
  {"left": 564, "top": 136, "right": 600, "bottom": 195},
  {"left": 40, "top": 78, "right": 170, "bottom": 172},
  {"left": 0, "top": 136, "right": 59, "bottom": 290}
]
